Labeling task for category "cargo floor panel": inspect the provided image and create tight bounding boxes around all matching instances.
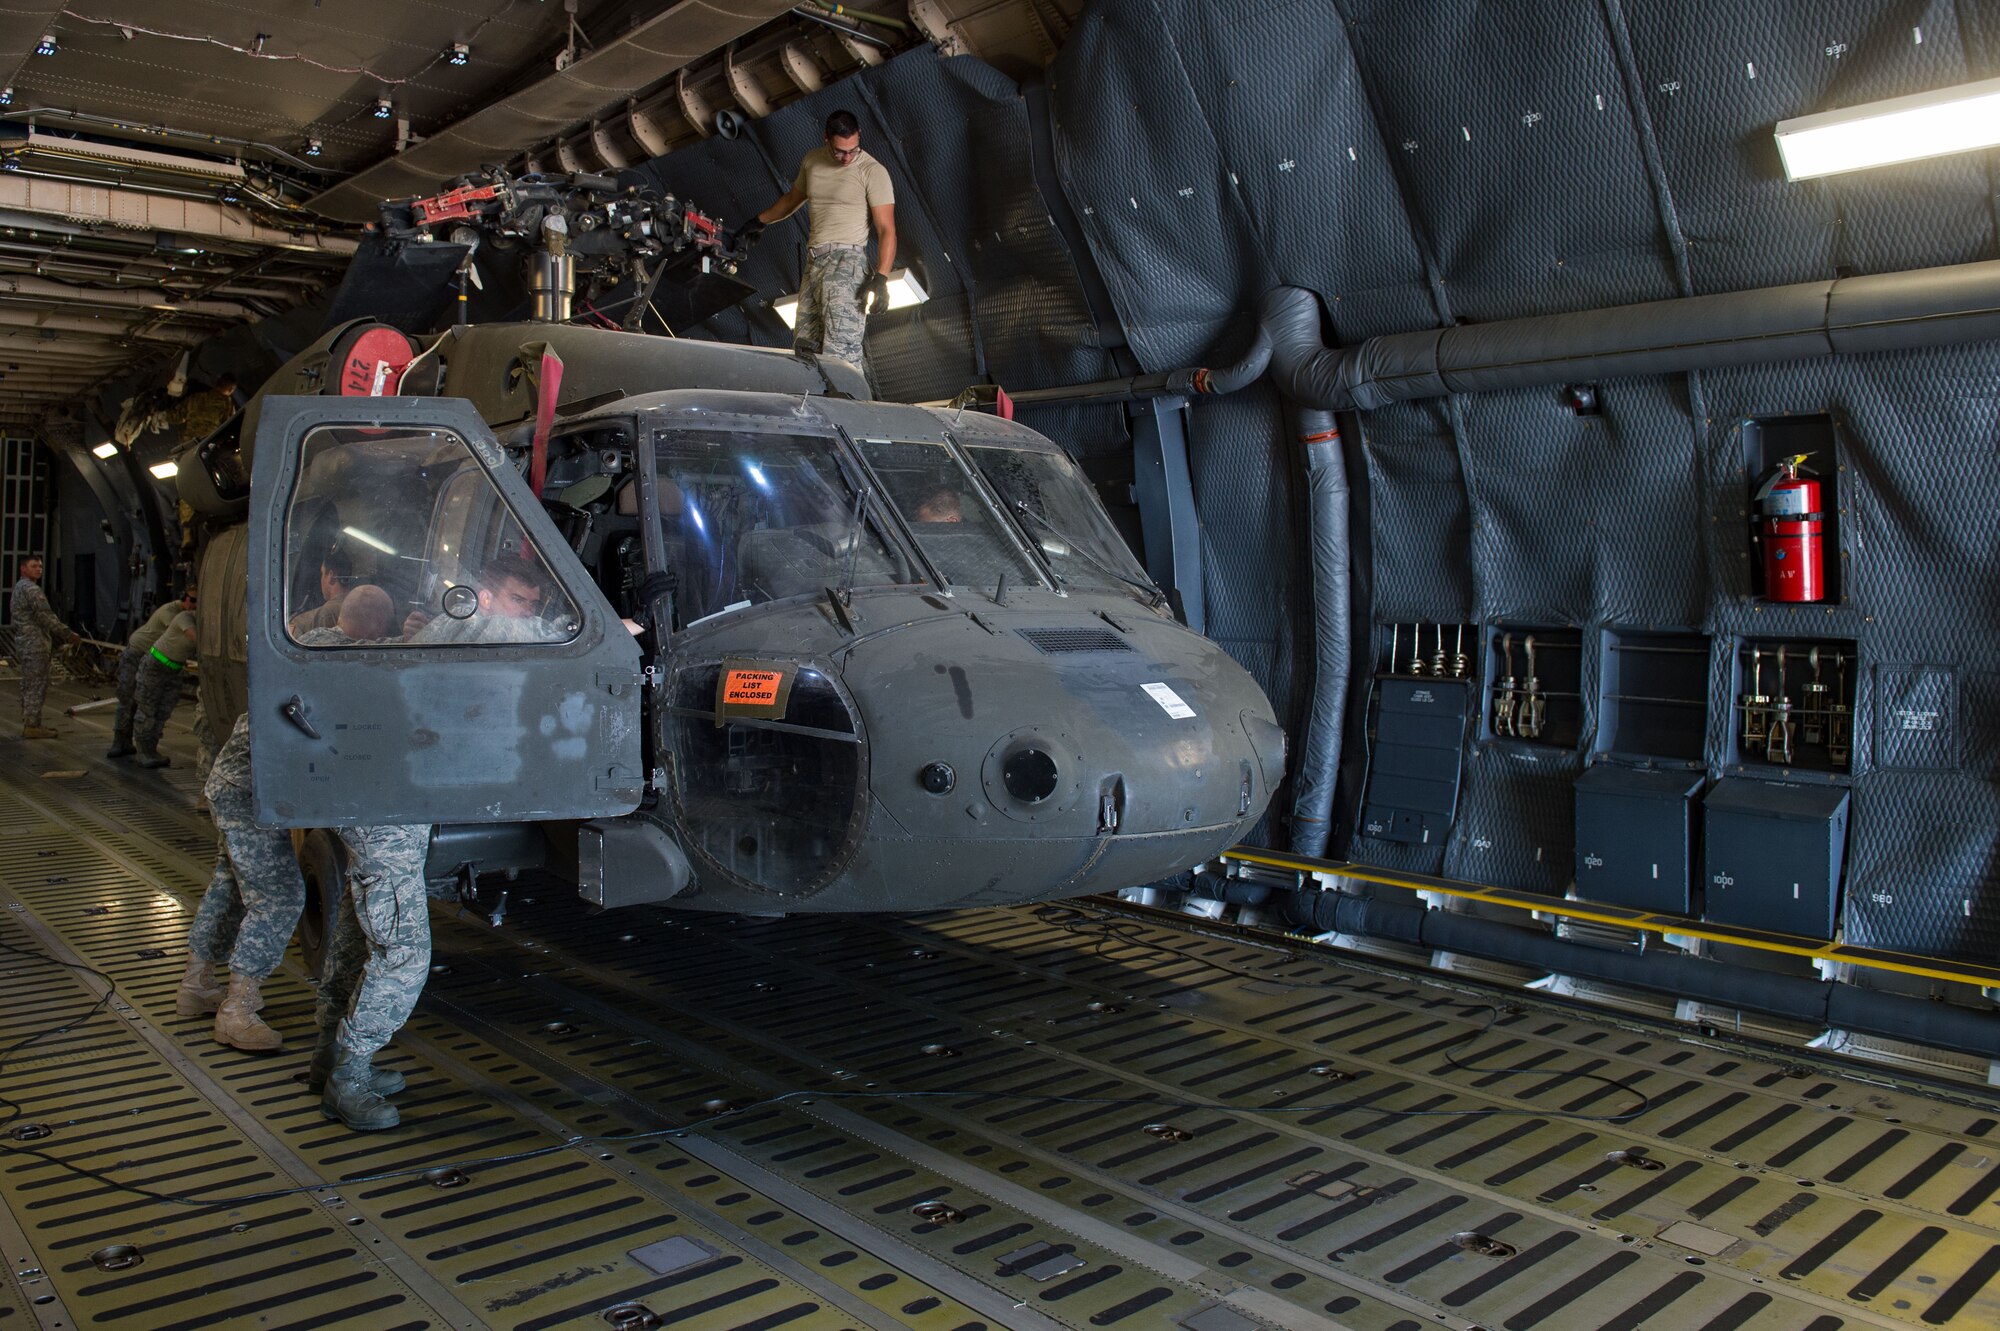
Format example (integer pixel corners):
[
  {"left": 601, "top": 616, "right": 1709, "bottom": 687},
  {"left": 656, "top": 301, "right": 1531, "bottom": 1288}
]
[{"left": 1, "top": 684, "right": 1998, "bottom": 1329}]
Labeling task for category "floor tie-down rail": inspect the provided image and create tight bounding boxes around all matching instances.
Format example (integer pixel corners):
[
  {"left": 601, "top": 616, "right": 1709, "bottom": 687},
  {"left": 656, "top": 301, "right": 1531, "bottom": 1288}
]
[{"left": 2, "top": 679, "right": 1999, "bottom": 1330}]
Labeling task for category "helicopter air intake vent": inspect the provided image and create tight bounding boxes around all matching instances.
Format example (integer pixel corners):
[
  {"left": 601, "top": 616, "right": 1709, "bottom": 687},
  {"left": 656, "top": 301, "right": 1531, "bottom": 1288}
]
[{"left": 1017, "top": 627, "right": 1132, "bottom": 654}]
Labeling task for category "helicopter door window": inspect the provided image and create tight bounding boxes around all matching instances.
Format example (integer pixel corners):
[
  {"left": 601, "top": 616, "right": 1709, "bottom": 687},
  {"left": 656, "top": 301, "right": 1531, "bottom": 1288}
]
[
  {"left": 857, "top": 439, "right": 1039, "bottom": 590},
  {"left": 654, "top": 428, "right": 912, "bottom": 626},
  {"left": 283, "top": 425, "right": 581, "bottom": 648},
  {"left": 965, "top": 445, "right": 1156, "bottom": 596}
]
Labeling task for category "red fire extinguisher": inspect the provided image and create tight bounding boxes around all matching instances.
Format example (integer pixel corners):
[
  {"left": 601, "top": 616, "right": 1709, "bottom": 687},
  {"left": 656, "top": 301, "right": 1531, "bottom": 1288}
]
[{"left": 1754, "top": 453, "right": 1824, "bottom": 603}]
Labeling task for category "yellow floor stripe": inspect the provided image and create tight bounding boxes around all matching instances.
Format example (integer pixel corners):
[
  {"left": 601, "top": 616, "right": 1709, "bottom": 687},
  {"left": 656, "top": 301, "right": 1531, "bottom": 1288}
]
[{"left": 1223, "top": 846, "right": 2000, "bottom": 991}]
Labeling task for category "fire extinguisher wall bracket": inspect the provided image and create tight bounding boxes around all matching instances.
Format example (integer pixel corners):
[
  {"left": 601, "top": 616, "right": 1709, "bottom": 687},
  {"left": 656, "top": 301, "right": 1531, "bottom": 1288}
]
[{"left": 1743, "top": 417, "right": 1844, "bottom": 607}]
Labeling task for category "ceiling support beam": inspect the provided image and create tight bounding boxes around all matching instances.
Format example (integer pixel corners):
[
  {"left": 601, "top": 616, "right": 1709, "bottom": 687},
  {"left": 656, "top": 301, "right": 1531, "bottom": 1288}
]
[
  {"left": 0, "top": 178, "right": 359, "bottom": 255},
  {"left": 309, "top": 0, "right": 800, "bottom": 220},
  {"left": 0, "top": 307, "right": 202, "bottom": 343},
  {"left": 0, "top": 274, "right": 249, "bottom": 318}
]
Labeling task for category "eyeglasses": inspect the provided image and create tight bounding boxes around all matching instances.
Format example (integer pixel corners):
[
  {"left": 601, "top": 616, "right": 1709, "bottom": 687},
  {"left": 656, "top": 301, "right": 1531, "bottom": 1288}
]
[{"left": 828, "top": 143, "right": 861, "bottom": 161}]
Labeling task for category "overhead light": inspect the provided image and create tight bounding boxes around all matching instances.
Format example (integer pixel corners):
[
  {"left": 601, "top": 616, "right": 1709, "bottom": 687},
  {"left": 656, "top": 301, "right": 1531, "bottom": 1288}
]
[
  {"left": 880, "top": 268, "right": 929, "bottom": 311},
  {"left": 0, "top": 87, "right": 13, "bottom": 108},
  {"left": 34, "top": 33, "right": 55, "bottom": 57},
  {"left": 771, "top": 267, "right": 928, "bottom": 330},
  {"left": 1775, "top": 75, "right": 2000, "bottom": 181},
  {"left": 303, "top": 137, "right": 322, "bottom": 158},
  {"left": 341, "top": 524, "right": 396, "bottom": 555},
  {"left": 447, "top": 42, "right": 470, "bottom": 66},
  {"left": 373, "top": 97, "right": 393, "bottom": 120},
  {"left": 0, "top": 159, "right": 17, "bottom": 174},
  {"left": 148, "top": 460, "right": 177, "bottom": 479},
  {"left": 92, "top": 442, "right": 118, "bottom": 459}
]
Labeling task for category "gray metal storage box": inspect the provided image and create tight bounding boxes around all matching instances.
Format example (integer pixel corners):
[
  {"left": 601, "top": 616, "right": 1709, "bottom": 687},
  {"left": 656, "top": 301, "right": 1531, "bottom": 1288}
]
[
  {"left": 1702, "top": 778, "right": 1850, "bottom": 939},
  {"left": 1359, "top": 678, "right": 1470, "bottom": 847},
  {"left": 1573, "top": 765, "right": 1704, "bottom": 914}
]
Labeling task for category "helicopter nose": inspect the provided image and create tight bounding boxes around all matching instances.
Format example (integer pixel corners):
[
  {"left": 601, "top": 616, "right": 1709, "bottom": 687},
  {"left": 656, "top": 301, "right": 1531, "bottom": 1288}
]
[{"left": 856, "top": 614, "right": 1273, "bottom": 844}]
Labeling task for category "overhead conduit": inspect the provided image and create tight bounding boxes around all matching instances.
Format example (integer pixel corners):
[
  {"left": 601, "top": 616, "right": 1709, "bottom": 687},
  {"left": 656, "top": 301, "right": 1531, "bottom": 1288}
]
[{"left": 1264, "top": 256, "right": 2000, "bottom": 410}]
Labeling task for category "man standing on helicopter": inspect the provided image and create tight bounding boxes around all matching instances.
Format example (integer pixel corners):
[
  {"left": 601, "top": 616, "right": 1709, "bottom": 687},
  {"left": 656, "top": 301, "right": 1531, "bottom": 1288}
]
[{"left": 738, "top": 110, "right": 898, "bottom": 367}]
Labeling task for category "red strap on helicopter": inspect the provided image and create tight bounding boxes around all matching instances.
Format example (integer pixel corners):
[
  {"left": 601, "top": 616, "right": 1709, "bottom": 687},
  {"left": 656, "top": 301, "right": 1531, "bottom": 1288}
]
[{"left": 529, "top": 348, "right": 563, "bottom": 498}]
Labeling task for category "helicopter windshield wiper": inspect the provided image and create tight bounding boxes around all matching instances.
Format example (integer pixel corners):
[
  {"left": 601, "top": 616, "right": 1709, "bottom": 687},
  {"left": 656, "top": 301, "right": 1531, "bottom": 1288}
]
[
  {"left": 1008, "top": 500, "right": 1164, "bottom": 606},
  {"left": 835, "top": 480, "right": 873, "bottom": 600}
]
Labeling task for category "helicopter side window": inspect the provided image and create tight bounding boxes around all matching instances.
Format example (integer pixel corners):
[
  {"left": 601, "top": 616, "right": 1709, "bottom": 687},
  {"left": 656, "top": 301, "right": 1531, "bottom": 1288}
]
[
  {"left": 856, "top": 439, "right": 1038, "bottom": 590},
  {"left": 282, "top": 425, "right": 581, "bottom": 648},
  {"left": 966, "top": 444, "right": 1156, "bottom": 596},
  {"left": 654, "top": 428, "right": 911, "bottom": 626}
]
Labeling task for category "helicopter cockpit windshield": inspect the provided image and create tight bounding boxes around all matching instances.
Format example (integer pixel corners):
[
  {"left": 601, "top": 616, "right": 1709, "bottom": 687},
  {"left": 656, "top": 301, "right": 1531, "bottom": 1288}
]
[
  {"left": 964, "top": 445, "right": 1155, "bottom": 596},
  {"left": 654, "top": 429, "right": 915, "bottom": 626},
  {"left": 854, "top": 438, "right": 1042, "bottom": 591}
]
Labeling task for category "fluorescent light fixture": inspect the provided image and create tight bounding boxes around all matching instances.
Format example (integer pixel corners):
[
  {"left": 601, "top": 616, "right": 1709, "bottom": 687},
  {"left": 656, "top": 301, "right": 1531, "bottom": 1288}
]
[
  {"left": 91, "top": 442, "right": 117, "bottom": 459},
  {"left": 147, "top": 460, "right": 177, "bottom": 479},
  {"left": 1775, "top": 75, "right": 2000, "bottom": 181},
  {"left": 771, "top": 267, "right": 929, "bottom": 330},
  {"left": 341, "top": 524, "right": 396, "bottom": 555}
]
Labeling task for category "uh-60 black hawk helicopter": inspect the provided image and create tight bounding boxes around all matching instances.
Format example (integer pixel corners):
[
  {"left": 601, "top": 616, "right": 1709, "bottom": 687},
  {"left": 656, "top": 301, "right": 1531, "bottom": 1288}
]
[{"left": 177, "top": 168, "right": 1284, "bottom": 965}]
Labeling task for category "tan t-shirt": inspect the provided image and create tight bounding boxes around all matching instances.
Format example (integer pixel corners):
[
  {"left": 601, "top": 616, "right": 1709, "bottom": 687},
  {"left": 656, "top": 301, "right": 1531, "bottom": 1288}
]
[{"left": 795, "top": 147, "right": 894, "bottom": 248}]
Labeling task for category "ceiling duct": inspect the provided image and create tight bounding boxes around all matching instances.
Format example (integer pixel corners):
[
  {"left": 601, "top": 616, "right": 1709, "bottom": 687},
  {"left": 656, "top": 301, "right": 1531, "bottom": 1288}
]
[
  {"left": 3, "top": 129, "right": 248, "bottom": 182},
  {"left": 309, "top": 0, "right": 800, "bottom": 222}
]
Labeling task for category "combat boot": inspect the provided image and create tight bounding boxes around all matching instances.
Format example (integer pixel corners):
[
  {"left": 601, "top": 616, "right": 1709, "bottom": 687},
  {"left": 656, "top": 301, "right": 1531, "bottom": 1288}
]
[
  {"left": 305, "top": 1027, "right": 406, "bottom": 1096},
  {"left": 23, "top": 725, "right": 58, "bottom": 739},
  {"left": 321, "top": 1040, "right": 400, "bottom": 1130},
  {"left": 174, "top": 956, "right": 225, "bottom": 1016},
  {"left": 105, "top": 736, "right": 135, "bottom": 759},
  {"left": 213, "top": 973, "right": 283, "bottom": 1051},
  {"left": 134, "top": 748, "right": 171, "bottom": 768}
]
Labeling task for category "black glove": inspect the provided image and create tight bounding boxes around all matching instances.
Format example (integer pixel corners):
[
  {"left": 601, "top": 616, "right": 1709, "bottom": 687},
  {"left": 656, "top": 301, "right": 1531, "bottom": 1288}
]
[
  {"left": 858, "top": 271, "right": 891, "bottom": 315},
  {"left": 731, "top": 217, "right": 766, "bottom": 249}
]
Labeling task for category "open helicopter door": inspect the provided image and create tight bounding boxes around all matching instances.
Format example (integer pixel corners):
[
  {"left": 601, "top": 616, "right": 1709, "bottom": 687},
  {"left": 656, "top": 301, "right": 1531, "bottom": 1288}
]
[{"left": 245, "top": 396, "right": 644, "bottom": 827}]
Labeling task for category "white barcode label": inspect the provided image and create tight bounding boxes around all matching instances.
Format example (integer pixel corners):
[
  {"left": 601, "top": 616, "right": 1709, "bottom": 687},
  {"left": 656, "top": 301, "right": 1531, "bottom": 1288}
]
[{"left": 1143, "top": 682, "right": 1196, "bottom": 720}]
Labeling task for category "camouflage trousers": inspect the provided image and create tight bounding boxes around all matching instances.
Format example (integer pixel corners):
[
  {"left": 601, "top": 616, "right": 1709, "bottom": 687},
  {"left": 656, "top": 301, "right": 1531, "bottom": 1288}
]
[
  {"left": 794, "top": 247, "right": 870, "bottom": 366},
  {"left": 317, "top": 825, "right": 433, "bottom": 1060},
  {"left": 191, "top": 696, "right": 217, "bottom": 784},
  {"left": 186, "top": 823, "right": 306, "bottom": 978},
  {"left": 17, "top": 639, "right": 49, "bottom": 727},
  {"left": 133, "top": 656, "right": 183, "bottom": 752},
  {"left": 111, "top": 643, "right": 146, "bottom": 745}
]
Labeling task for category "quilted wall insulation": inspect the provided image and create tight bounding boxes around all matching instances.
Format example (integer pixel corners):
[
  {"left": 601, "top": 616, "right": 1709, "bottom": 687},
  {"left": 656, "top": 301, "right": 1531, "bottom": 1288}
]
[
  {"left": 623, "top": 1, "right": 2000, "bottom": 961},
  {"left": 626, "top": 49, "right": 1118, "bottom": 404}
]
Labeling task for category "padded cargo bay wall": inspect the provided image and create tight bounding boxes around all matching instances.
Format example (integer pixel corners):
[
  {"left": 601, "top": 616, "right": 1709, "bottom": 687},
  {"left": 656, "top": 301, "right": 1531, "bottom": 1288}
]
[
  {"left": 638, "top": 3, "right": 2000, "bottom": 961},
  {"left": 1042, "top": 0, "right": 2000, "bottom": 962}
]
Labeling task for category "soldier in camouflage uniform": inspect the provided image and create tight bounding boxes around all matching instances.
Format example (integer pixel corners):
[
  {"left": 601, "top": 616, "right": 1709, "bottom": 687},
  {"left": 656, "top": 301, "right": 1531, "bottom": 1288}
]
[
  {"left": 314, "top": 822, "right": 432, "bottom": 1129},
  {"left": 171, "top": 373, "right": 237, "bottom": 443},
  {"left": 180, "top": 712, "right": 305, "bottom": 1051},
  {"left": 290, "top": 590, "right": 424, "bottom": 1124},
  {"left": 11, "top": 556, "right": 78, "bottom": 738},
  {"left": 131, "top": 604, "right": 197, "bottom": 767},
  {"left": 742, "top": 109, "right": 897, "bottom": 367},
  {"left": 109, "top": 586, "right": 195, "bottom": 758}
]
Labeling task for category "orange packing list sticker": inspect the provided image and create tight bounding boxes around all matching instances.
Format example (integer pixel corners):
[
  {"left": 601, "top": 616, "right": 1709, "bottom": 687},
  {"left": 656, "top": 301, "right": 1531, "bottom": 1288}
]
[
  {"left": 715, "top": 659, "right": 797, "bottom": 721},
  {"left": 723, "top": 669, "right": 783, "bottom": 706}
]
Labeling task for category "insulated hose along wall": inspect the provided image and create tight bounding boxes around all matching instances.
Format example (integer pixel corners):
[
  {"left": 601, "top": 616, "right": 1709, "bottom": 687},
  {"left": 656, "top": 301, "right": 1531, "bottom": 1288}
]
[
  {"left": 1264, "top": 257, "right": 2000, "bottom": 411},
  {"left": 1286, "top": 405, "right": 1349, "bottom": 856}
]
